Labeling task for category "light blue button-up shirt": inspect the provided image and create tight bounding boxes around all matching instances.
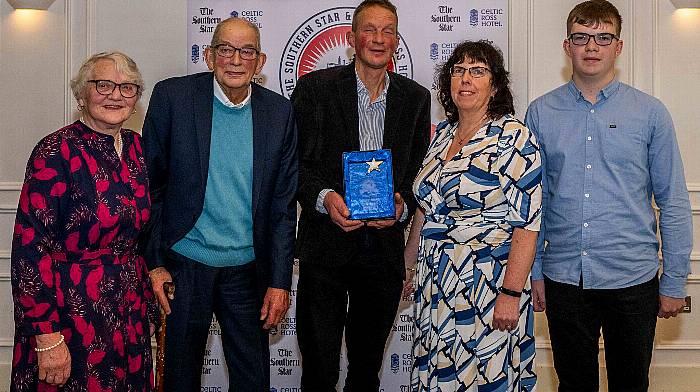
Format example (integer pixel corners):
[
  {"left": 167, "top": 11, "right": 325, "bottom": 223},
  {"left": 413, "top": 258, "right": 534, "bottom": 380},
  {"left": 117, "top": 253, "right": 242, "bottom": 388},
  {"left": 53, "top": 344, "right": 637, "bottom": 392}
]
[{"left": 525, "top": 79, "right": 692, "bottom": 298}]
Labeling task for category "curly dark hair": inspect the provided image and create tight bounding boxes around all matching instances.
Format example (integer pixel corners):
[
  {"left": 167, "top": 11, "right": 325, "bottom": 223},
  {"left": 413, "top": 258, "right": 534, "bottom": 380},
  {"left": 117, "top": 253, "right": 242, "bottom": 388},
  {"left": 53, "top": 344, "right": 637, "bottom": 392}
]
[{"left": 437, "top": 40, "right": 514, "bottom": 125}]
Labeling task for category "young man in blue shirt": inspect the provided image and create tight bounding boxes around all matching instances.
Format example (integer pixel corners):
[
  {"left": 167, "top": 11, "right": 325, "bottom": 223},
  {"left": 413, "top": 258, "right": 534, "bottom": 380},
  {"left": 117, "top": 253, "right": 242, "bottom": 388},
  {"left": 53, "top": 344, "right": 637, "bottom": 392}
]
[{"left": 525, "top": 1, "right": 692, "bottom": 391}]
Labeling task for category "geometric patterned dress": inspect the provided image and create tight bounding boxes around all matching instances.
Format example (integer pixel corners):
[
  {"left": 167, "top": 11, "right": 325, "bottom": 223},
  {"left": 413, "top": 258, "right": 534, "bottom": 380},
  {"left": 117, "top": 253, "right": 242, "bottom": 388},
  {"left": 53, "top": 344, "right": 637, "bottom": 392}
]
[
  {"left": 11, "top": 121, "right": 158, "bottom": 392},
  {"left": 411, "top": 115, "right": 542, "bottom": 392}
]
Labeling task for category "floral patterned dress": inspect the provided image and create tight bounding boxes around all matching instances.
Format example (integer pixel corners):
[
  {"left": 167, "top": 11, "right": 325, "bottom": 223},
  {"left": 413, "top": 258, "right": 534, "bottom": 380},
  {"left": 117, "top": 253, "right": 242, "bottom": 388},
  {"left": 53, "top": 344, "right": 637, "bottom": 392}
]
[
  {"left": 11, "top": 121, "right": 158, "bottom": 392},
  {"left": 411, "top": 116, "right": 542, "bottom": 391}
]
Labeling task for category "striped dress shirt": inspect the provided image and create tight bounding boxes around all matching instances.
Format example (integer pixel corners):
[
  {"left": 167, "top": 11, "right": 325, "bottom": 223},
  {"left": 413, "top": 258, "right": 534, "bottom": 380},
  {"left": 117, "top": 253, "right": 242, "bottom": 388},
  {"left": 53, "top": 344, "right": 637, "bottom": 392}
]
[{"left": 316, "top": 70, "right": 406, "bottom": 220}]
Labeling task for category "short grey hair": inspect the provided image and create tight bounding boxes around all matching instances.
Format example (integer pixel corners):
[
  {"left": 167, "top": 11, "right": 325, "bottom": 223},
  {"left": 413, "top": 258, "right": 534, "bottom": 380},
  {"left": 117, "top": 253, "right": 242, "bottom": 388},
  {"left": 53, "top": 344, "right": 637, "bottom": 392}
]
[
  {"left": 210, "top": 17, "right": 261, "bottom": 51},
  {"left": 70, "top": 51, "right": 145, "bottom": 102}
]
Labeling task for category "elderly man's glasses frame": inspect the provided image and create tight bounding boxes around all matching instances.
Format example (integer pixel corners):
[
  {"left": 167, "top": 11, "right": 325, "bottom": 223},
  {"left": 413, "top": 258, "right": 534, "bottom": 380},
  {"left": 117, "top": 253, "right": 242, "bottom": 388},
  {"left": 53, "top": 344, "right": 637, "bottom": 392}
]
[
  {"left": 568, "top": 32, "right": 619, "bottom": 46},
  {"left": 213, "top": 44, "right": 260, "bottom": 60},
  {"left": 450, "top": 66, "right": 491, "bottom": 78},
  {"left": 88, "top": 80, "right": 140, "bottom": 98}
]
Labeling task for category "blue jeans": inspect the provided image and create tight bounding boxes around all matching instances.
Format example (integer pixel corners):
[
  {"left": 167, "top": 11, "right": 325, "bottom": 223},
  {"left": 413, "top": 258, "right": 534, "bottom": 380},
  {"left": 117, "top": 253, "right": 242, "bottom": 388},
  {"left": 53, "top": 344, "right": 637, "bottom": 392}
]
[
  {"left": 544, "top": 275, "right": 659, "bottom": 392},
  {"left": 163, "top": 253, "right": 268, "bottom": 392}
]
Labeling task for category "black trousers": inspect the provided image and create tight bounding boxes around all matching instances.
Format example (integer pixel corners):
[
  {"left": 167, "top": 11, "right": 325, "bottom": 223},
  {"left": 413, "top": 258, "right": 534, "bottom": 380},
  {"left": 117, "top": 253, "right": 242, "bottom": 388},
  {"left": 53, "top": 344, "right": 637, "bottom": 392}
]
[
  {"left": 163, "top": 254, "right": 268, "bottom": 392},
  {"left": 544, "top": 276, "right": 659, "bottom": 392},
  {"left": 297, "top": 240, "right": 403, "bottom": 392}
]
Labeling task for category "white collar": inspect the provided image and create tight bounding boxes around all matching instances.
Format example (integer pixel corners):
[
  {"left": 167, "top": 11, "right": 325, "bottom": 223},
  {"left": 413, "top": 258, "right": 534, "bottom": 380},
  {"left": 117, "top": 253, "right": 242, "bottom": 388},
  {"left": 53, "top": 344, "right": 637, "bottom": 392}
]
[{"left": 213, "top": 77, "right": 251, "bottom": 108}]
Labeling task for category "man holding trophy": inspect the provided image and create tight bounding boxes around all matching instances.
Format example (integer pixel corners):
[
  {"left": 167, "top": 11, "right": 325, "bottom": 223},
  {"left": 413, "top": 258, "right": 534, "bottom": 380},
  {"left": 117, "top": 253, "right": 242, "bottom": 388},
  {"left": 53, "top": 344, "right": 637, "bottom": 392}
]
[{"left": 291, "top": 0, "right": 431, "bottom": 390}]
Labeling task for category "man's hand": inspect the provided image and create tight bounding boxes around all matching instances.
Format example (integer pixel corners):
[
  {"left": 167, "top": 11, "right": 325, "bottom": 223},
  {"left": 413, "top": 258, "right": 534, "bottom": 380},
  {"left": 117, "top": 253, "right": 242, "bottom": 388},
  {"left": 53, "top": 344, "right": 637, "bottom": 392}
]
[
  {"left": 492, "top": 294, "right": 520, "bottom": 332},
  {"left": 324, "top": 191, "right": 364, "bottom": 232},
  {"left": 36, "top": 332, "right": 71, "bottom": 386},
  {"left": 532, "top": 279, "right": 546, "bottom": 312},
  {"left": 658, "top": 295, "right": 686, "bottom": 319},
  {"left": 260, "top": 288, "right": 289, "bottom": 329},
  {"left": 367, "top": 193, "right": 404, "bottom": 229},
  {"left": 149, "top": 267, "right": 174, "bottom": 315}
]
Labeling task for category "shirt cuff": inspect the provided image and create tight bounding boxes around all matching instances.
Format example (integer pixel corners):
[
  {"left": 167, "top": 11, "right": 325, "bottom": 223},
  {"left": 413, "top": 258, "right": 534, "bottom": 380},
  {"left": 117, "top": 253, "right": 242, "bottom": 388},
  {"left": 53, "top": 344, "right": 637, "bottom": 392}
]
[
  {"left": 660, "top": 273, "right": 688, "bottom": 298},
  {"left": 530, "top": 256, "right": 543, "bottom": 281},
  {"left": 398, "top": 202, "right": 408, "bottom": 222},
  {"left": 316, "top": 189, "right": 334, "bottom": 214},
  {"left": 659, "top": 252, "right": 690, "bottom": 298}
]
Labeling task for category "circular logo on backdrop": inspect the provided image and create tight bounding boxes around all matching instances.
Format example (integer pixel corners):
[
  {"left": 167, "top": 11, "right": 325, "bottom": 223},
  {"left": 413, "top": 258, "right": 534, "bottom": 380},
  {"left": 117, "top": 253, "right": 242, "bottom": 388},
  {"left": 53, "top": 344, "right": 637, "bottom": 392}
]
[{"left": 278, "top": 7, "right": 413, "bottom": 98}]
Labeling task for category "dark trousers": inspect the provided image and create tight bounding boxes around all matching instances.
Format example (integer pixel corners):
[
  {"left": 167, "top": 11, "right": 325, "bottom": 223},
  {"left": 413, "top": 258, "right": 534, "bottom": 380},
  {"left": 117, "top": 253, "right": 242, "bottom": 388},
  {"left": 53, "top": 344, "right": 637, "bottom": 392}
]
[
  {"left": 297, "top": 244, "right": 403, "bottom": 392},
  {"left": 544, "top": 276, "right": 659, "bottom": 392},
  {"left": 163, "top": 255, "right": 268, "bottom": 392}
]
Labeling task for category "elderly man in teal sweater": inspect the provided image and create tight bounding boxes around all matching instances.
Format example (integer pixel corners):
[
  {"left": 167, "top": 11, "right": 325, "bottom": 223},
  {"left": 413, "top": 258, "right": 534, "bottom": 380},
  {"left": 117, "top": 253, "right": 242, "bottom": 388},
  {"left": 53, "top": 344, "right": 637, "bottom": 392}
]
[{"left": 141, "top": 17, "right": 297, "bottom": 392}]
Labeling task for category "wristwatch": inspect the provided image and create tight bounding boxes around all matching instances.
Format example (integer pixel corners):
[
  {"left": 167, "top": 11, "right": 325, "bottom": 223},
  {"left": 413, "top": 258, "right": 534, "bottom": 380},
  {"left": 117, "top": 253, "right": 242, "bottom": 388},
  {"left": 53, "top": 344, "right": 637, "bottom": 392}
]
[{"left": 499, "top": 286, "right": 522, "bottom": 298}]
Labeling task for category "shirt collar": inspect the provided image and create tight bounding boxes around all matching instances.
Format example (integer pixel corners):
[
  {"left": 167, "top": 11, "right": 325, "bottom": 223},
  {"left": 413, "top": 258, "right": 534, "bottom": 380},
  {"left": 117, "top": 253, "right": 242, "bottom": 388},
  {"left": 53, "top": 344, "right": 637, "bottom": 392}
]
[
  {"left": 600, "top": 78, "right": 620, "bottom": 99},
  {"left": 213, "top": 77, "right": 251, "bottom": 108},
  {"left": 567, "top": 78, "right": 621, "bottom": 103},
  {"left": 356, "top": 70, "right": 390, "bottom": 105}
]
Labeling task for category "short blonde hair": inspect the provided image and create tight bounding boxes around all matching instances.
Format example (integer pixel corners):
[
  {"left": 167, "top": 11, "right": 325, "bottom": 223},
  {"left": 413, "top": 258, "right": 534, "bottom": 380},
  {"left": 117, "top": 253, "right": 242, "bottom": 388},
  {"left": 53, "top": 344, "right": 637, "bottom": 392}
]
[{"left": 70, "top": 51, "right": 145, "bottom": 102}]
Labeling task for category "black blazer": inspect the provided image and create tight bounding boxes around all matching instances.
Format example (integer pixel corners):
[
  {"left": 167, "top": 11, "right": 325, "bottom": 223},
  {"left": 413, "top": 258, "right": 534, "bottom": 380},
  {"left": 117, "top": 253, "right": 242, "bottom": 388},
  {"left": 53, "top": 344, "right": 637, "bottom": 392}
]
[
  {"left": 141, "top": 72, "right": 298, "bottom": 295},
  {"left": 292, "top": 63, "right": 430, "bottom": 276}
]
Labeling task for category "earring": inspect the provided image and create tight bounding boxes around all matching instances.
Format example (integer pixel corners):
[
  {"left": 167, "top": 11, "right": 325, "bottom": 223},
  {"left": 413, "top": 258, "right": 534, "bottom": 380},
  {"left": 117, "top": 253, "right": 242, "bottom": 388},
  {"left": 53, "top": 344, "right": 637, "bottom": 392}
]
[
  {"left": 77, "top": 105, "right": 83, "bottom": 111},
  {"left": 132, "top": 109, "right": 137, "bottom": 114}
]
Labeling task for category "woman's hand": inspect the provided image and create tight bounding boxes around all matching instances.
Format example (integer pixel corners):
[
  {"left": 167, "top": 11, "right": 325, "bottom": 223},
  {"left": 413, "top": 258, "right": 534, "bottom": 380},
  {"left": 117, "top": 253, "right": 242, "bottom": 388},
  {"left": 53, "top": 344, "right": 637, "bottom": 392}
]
[
  {"left": 493, "top": 228, "right": 537, "bottom": 332},
  {"left": 36, "top": 333, "right": 71, "bottom": 386},
  {"left": 402, "top": 209, "right": 424, "bottom": 300},
  {"left": 492, "top": 294, "right": 520, "bottom": 332},
  {"left": 402, "top": 268, "right": 416, "bottom": 299}
]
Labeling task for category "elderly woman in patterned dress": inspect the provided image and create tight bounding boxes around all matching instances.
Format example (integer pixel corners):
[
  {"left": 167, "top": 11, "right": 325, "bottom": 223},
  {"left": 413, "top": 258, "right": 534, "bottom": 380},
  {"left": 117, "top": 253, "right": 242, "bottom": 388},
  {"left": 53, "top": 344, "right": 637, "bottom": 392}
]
[
  {"left": 10, "top": 52, "right": 157, "bottom": 391},
  {"left": 404, "top": 41, "right": 542, "bottom": 391}
]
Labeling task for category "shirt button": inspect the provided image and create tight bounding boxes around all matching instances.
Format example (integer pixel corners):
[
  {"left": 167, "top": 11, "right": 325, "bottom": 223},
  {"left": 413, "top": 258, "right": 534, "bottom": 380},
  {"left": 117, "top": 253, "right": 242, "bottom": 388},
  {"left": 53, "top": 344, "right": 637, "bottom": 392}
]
[
  {"left": 582, "top": 251, "right": 588, "bottom": 256},
  {"left": 584, "top": 222, "right": 589, "bottom": 227},
  {"left": 585, "top": 193, "right": 590, "bottom": 198},
  {"left": 590, "top": 109, "right": 595, "bottom": 113},
  {"left": 586, "top": 164, "right": 592, "bottom": 169},
  {"left": 587, "top": 136, "right": 592, "bottom": 141}
]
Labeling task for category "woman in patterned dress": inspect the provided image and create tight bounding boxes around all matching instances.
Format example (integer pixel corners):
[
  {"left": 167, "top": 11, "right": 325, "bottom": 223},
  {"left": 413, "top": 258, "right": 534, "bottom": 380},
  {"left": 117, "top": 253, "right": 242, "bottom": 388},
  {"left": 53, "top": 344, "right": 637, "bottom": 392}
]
[
  {"left": 11, "top": 52, "right": 158, "bottom": 391},
  {"left": 404, "top": 41, "right": 542, "bottom": 391}
]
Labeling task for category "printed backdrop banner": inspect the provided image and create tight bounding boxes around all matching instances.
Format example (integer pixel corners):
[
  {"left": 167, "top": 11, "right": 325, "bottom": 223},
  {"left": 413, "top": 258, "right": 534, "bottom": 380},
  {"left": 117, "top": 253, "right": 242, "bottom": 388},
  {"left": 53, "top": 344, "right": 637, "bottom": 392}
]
[{"left": 187, "top": 1, "right": 508, "bottom": 390}]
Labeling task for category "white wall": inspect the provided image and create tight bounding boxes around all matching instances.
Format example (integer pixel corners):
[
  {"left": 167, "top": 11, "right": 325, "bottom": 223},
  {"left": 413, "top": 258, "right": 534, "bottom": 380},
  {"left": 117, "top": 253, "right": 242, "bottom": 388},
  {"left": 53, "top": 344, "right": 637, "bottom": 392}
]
[{"left": 1, "top": 1, "right": 698, "bottom": 390}]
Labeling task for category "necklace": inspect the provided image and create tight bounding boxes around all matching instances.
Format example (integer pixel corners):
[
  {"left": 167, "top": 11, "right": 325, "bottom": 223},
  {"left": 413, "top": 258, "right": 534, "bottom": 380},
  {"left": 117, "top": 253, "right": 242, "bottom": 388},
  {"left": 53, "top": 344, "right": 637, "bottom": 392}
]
[
  {"left": 455, "top": 118, "right": 487, "bottom": 145},
  {"left": 456, "top": 130, "right": 471, "bottom": 145},
  {"left": 114, "top": 131, "right": 122, "bottom": 158},
  {"left": 79, "top": 116, "right": 122, "bottom": 157}
]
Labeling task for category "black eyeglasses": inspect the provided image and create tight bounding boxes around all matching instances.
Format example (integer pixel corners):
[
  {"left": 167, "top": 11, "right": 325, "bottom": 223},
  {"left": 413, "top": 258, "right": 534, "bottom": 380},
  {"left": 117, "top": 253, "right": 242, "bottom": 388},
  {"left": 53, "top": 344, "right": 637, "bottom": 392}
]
[
  {"left": 451, "top": 65, "right": 491, "bottom": 78},
  {"left": 213, "top": 44, "right": 260, "bottom": 60},
  {"left": 568, "top": 32, "right": 619, "bottom": 46},
  {"left": 88, "top": 80, "right": 140, "bottom": 98}
]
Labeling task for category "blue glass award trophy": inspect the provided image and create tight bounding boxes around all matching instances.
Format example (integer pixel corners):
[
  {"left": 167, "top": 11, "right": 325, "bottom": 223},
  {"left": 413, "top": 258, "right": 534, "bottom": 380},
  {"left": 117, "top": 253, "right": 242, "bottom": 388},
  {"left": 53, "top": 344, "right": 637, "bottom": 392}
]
[{"left": 342, "top": 149, "right": 395, "bottom": 220}]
